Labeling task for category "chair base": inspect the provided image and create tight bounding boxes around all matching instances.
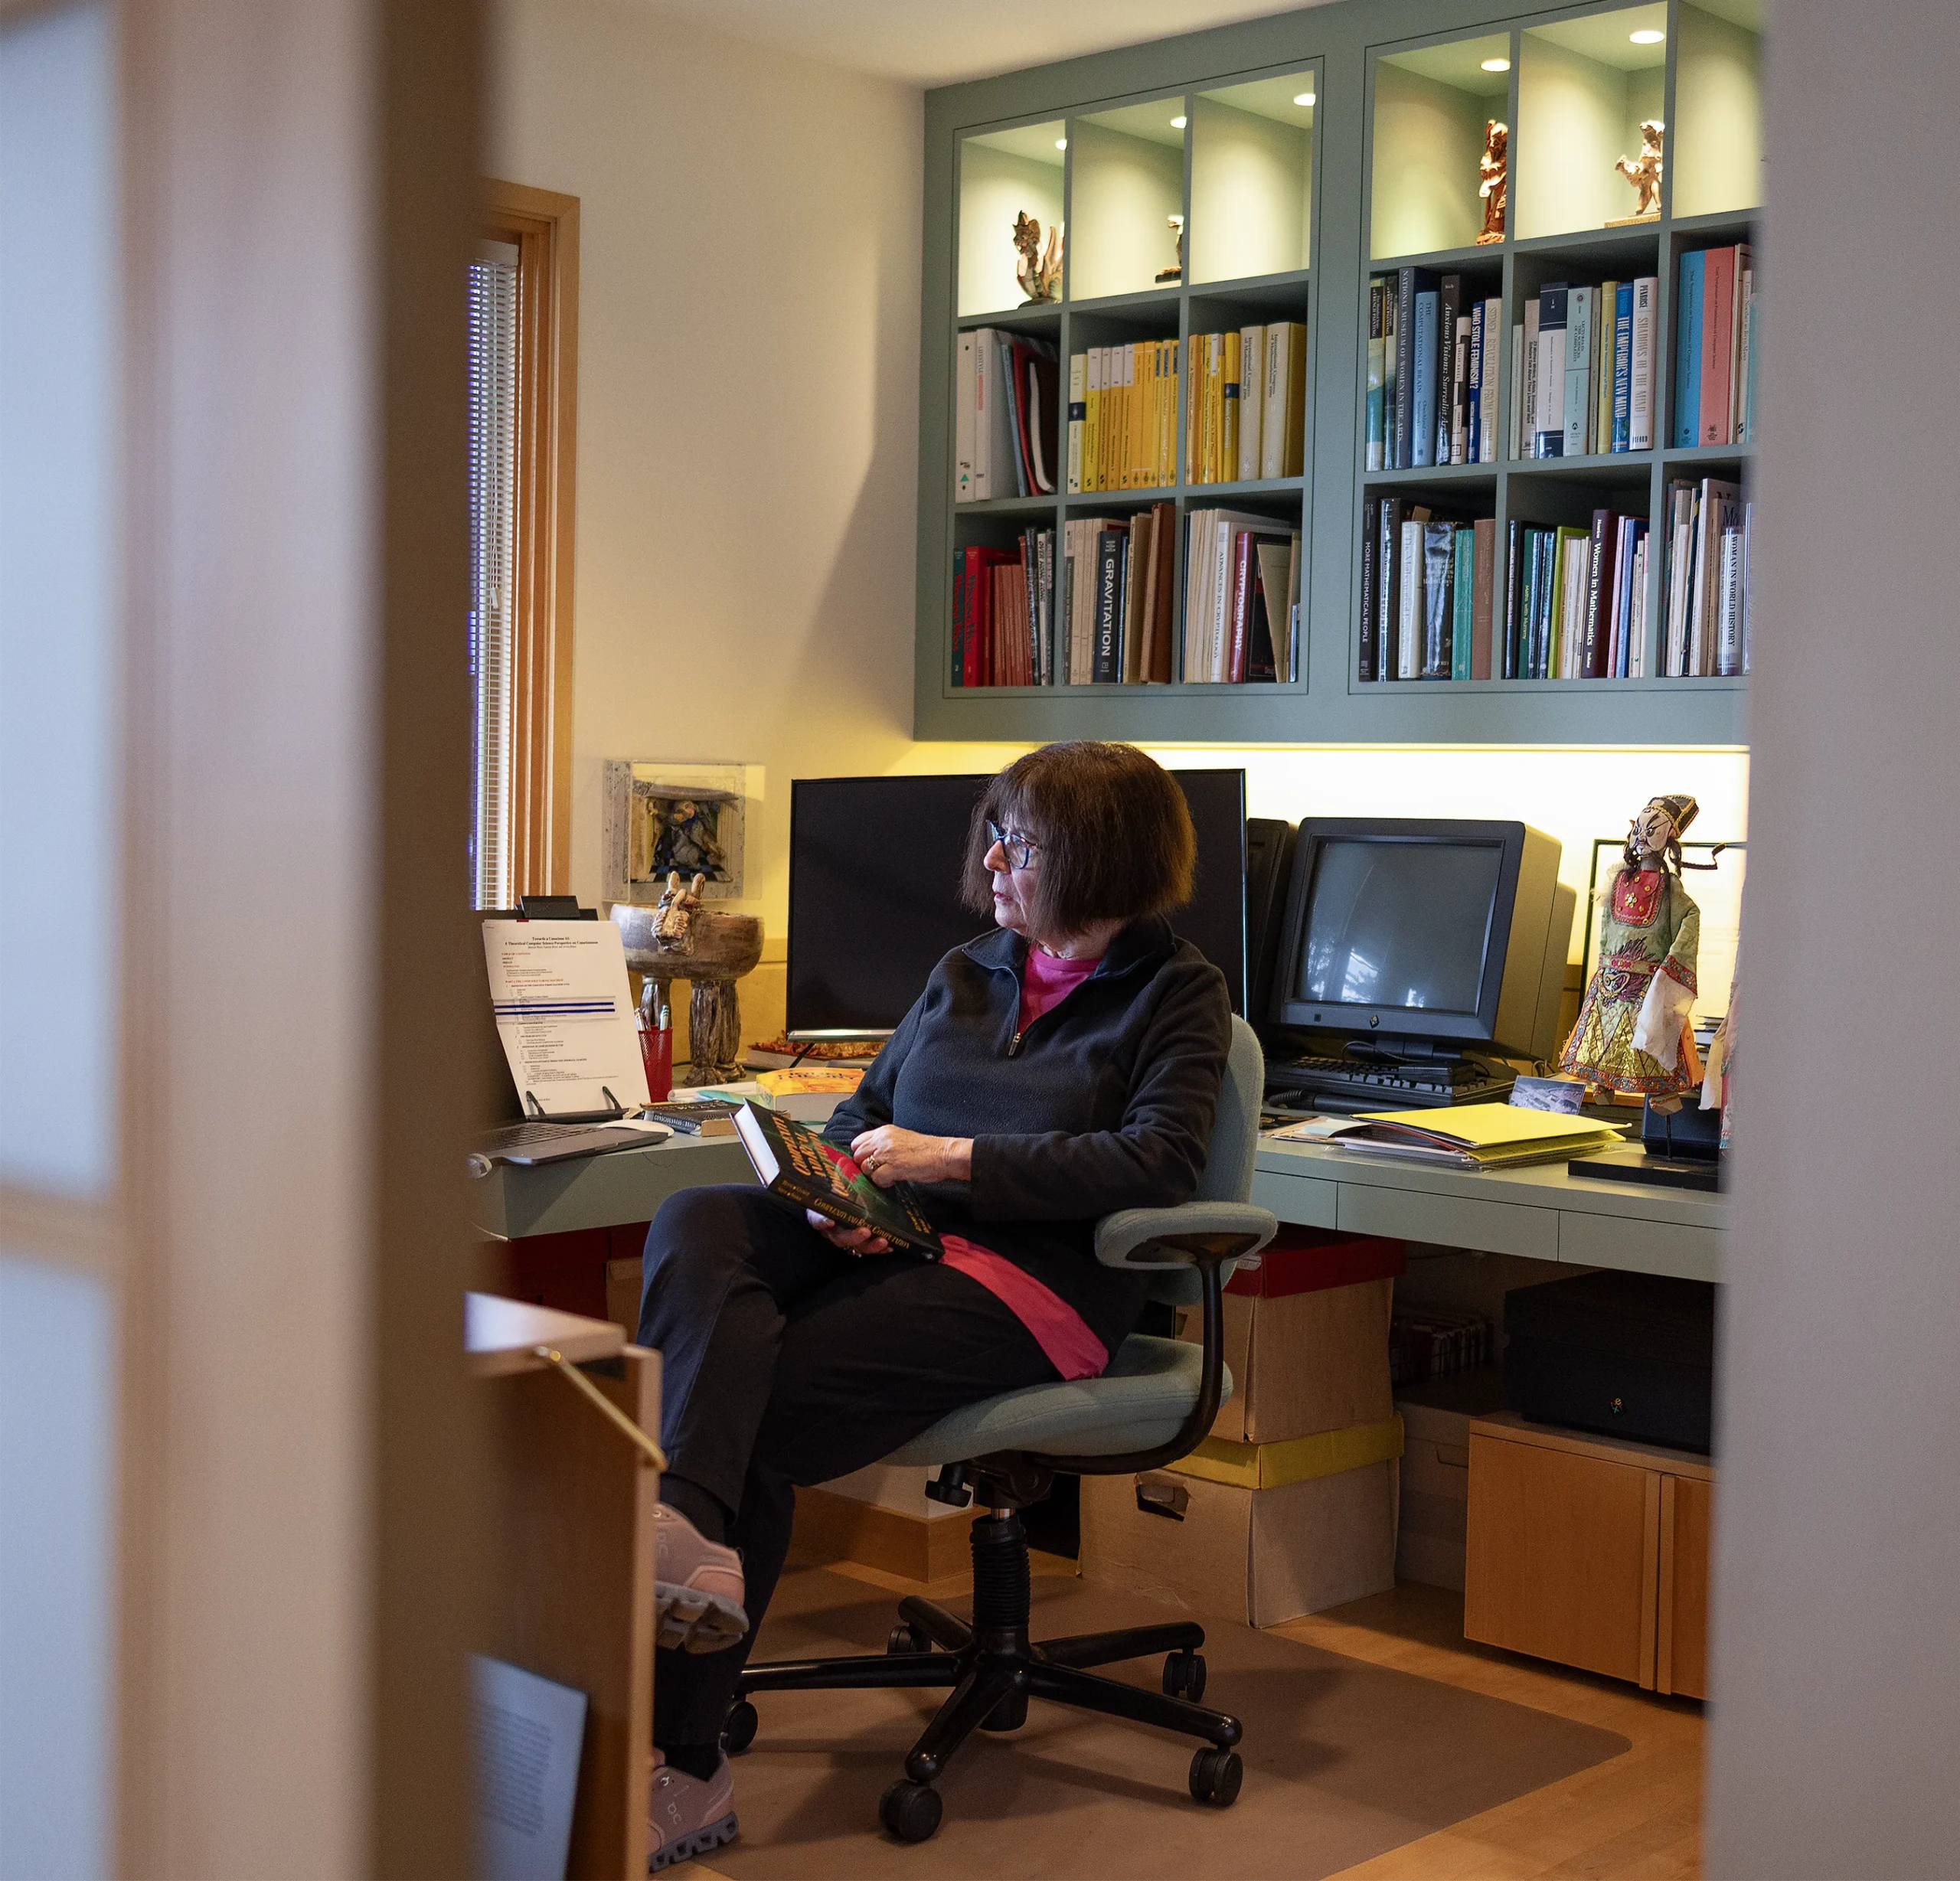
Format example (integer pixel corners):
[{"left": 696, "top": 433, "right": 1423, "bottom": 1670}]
[{"left": 733, "top": 1510, "right": 1243, "bottom": 1840}]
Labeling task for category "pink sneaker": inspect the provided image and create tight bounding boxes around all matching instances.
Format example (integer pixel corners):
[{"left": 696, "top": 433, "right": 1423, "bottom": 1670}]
[
  {"left": 649, "top": 1750, "right": 737, "bottom": 1872},
  {"left": 655, "top": 1504, "right": 749, "bottom": 1654}
]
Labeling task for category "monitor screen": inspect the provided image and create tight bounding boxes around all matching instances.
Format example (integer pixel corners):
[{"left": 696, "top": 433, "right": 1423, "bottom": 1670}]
[
  {"left": 786, "top": 769, "right": 1246, "bottom": 1034},
  {"left": 1295, "top": 838, "right": 1504, "bottom": 1017}
]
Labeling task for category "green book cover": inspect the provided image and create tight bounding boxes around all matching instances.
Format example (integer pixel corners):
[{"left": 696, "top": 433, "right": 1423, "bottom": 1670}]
[
  {"left": 732, "top": 1101, "right": 942, "bottom": 1257},
  {"left": 1451, "top": 527, "right": 1475, "bottom": 681}
]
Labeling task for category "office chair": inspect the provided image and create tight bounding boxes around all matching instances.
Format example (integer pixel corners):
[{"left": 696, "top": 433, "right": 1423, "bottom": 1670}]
[{"left": 728, "top": 1017, "right": 1279, "bottom": 1843}]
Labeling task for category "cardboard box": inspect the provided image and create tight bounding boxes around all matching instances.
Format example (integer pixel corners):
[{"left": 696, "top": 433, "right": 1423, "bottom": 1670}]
[
  {"left": 1080, "top": 1455, "right": 1400, "bottom": 1628},
  {"left": 1171, "top": 1413, "right": 1403, "bottom": 1491},
  {"left": 1174, "top": 1229, "right": 1404, "bottom": 1444}
]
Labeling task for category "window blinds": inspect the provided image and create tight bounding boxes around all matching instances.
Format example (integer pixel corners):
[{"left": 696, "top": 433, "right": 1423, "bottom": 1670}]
[{"left": 468, "top": 244, "right": 519, "bottom": 909}]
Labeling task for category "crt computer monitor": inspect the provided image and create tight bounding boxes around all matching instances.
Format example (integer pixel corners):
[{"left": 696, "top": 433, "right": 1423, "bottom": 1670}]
[
  {"left": 1267, "top": 818, "right": 1567, "bottom": 1060},
  {"left": 786, "top": 770, "right": 1247, "bottom": 1036}
]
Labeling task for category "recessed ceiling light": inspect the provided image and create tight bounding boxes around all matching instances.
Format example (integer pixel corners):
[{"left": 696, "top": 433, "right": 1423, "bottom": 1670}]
[
  {"left": 1629, "top": 28, "right": 1664, "bottom": 44},
  {"left": 1481, "top": 56, "right": 1511, "bottom": 72},
  {"left": 1293, "top": 91, "right": 1316, "bottom": 106},
  {"left": 1055, "top": 137, "right": 1067, "bottom": 149},
  {"left": 1171, "top": 114, "right": 1187, "bottom": 129}
]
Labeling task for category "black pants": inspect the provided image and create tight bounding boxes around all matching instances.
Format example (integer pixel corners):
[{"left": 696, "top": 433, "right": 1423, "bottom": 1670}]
[{"left": 638, "top": 1184, "right": 1060, "bottom": 1745}]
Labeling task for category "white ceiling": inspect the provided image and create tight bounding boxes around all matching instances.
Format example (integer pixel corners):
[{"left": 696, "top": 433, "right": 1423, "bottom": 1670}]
[{"left": 632, "top": 0, "right": 1335, "bottom": 88}]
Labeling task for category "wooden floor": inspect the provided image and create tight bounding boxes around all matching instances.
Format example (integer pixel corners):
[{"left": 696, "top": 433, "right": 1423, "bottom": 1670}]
[{"left": 696, "top": 1558, "right": 1703, "bottom": 1881}]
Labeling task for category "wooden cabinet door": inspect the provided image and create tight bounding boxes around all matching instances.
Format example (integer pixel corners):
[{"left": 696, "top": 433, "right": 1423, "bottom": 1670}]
[
  {"left": 1465, "top": 1432, "right": 1661, "bottom": 1687},
  {"left": 1658, "top": 1473, "right": 1713, "bottom": 1698}
]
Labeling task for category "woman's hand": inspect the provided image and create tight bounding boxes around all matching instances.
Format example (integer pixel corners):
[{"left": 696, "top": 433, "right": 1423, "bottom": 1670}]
[
  {"left": 849, "top": 1125, "right": 973, "bottom": 1187},
  {"left": 805, "top": 1210, "right": 890, "bottom": 1256}
]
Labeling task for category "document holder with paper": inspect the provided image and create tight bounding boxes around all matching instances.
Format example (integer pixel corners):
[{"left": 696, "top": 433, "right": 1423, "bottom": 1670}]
[{"left": 482, "top": 916, "right": 652, "bottom": 1122}]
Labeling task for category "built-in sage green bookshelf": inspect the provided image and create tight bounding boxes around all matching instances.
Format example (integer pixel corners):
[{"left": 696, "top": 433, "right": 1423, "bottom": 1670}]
[{"left": 917, "top": 0, "right": 1760, "bottom": 745}]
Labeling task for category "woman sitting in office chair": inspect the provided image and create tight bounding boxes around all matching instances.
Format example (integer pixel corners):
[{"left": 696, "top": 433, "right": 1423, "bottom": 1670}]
[{"left": 639, "top": 740, "right": 1231, "bottom": 1869}]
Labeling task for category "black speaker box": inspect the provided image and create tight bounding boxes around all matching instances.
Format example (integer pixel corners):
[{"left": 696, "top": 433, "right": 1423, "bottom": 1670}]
[
  {"left": 1504, "top": 1269, "right": 1717, "bottom": 1454},
  {"left": 1244, "top": 817, "right": 1297, "bottom": 1026}
]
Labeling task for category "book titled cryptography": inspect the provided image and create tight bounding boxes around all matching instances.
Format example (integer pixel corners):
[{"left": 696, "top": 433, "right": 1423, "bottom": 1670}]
[{"left": 731, "top": 1101, "right": 942, "bottom": 1257}]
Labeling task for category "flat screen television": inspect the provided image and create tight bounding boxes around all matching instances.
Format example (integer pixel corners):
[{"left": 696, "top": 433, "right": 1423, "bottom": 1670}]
[
  {"left": 1267, "top": 818, "right": 1568, "bottom": 1060},
  {"left": 786, "top": 769, "right": 1247, "bottom": 1037}
]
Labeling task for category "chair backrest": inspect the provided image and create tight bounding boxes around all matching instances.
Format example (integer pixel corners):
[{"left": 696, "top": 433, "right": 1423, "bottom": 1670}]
[
  {"left": 1140, "top": 1016, "right": 1264, "bottom": 1308},
  {"left": 1195, "top": 1016, "right": 1265, "bottom": 1204}
]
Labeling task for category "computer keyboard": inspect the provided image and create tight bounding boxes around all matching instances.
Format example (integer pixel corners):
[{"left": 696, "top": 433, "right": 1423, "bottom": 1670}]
[{"left": 1264, "top": 1053, "right": 1517, "bottom": 1115}]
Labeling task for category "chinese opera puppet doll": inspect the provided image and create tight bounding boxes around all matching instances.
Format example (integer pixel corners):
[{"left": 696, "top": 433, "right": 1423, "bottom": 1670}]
[{"left": 1560, "top": 795, "right": 1720, "bottom": 1098}]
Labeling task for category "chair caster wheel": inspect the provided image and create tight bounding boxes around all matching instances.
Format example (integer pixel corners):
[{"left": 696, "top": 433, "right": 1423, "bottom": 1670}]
[
  {"left": 720, "top": 1699, "right": 757, "bottom": 1756},
  {"left": 1189, "top": 1746, "right": 1243, "bottom": 1808},
  {"left": 1163, "top": 1649, "right": 1207, "bottom": 1701},
  {"left": 887, "top": 1623, "right": 930, "bottom": 1655},
  {"left": 879, "top": 1778, "right": 943, "bottom": 1843}
]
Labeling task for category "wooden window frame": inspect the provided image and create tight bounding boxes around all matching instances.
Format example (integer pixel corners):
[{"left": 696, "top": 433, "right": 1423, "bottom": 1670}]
[{"left": 482, "top": 178, "right": 578, "bottom": 896}]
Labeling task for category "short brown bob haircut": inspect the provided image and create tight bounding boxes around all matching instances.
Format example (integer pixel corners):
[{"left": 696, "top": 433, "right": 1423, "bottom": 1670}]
[{"left": 961, "top": 742, "right": 1196, "bottom": 937}]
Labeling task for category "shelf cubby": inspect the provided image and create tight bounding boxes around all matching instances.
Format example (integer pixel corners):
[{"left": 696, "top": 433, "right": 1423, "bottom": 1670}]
[
  {"left": 1515, "top": 5, "right": 1667, "bottom": 241},
  {"left": 1672, "top": 0, "right": 1762, "bottom": 220},
  {"left": 957, "top": 122, "right": 1066, "bottom": 319},
  {"left": 1068, "top": 100, "right": 1187, "bottom": 302},
  {"left": 1370, "top": 34, "right": 1513, "bottom": 260},
  {"left": 1190, "top": 71, "right": 1318, "bottom": 285}
]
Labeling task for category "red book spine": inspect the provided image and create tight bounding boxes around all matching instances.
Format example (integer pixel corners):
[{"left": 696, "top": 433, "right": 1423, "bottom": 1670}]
[
  {"left": 1700, "top": 247, "right": 1735, "bottom": 446},
  {"left": 1228, "top": 530, "right": 1254, "bottom": 683},
  {"left": 960, "top": 549, "right": 982, "bottom": 687}
]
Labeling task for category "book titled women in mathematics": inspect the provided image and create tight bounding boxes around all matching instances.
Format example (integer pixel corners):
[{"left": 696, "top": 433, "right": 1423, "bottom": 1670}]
[{"left": 732, "top": 1101, "right": 943, "bottom": 1257}]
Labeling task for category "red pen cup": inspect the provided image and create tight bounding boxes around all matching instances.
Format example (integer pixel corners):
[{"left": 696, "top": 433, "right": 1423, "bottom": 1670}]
[{"left": 639, "top": 1003, "right": 674, "bottom": 1102}]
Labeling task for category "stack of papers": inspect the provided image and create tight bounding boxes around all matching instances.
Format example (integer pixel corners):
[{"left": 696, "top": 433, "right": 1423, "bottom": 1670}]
[{"left": 1271, "top": 1104, "right": 1625, "bottom": 1170}]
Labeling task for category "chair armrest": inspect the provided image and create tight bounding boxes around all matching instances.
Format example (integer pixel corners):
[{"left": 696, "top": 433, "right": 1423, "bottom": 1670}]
[{"left": 1095, "top": 1201, "right": 1277, "bottom": 1270}]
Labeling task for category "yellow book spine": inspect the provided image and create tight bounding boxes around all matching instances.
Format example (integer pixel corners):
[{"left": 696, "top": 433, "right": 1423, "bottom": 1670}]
[
  {"left": 1161, "top": 339, "right": 1175, "bottom": 485},
  {"left": 1139, "top": 342, "right": 1157, "bottom": 488},
  {"left": 1223, "top": 329, "right": 1241, "bottom": 485},
  {"left": 1155, "top": 340, "right": 1169, "bottom": 488},
  {"left": 1204, "top": 333, "right": 1223, "bottom": 484},
  {"left": 1083, "top": 347, "right": 1101, "bottom": 493},
  {"left": 1184, "top": 335, "right": 1200, "bottom": 485},
  {"left": 1129, "top": 345, "right": 1145, "bottom": 491}
]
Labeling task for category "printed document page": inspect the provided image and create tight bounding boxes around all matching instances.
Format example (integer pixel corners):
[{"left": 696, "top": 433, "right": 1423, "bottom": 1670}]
[{"left": 482, "top": 920, "right": 650, "bottom": 1118}]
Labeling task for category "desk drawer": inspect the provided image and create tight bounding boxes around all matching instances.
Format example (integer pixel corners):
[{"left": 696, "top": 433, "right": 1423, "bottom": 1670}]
[
  {"left": 1558, "top": 1210, "right": 1723, "bottom": 1283},
  {"left": 1337, "top": 1184, "right": 1559, "bottom": 1259},
  {"left": 1251, "top": 1167, "right": 1338, "bottom": 1229}
]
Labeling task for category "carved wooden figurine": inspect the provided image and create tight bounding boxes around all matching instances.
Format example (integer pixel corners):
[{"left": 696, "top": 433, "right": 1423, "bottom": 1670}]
[
  {"left": 1613, "top": 120, "right": 1665, "bottom": 220},
  {"left": 1156, "top": 213, "right": 1184, "bottom": 283},
  {"left": 1476, "top": 120, "right": 1508, "bottom": 245},
  {"left": 1013, "top": 211, "right": 1063, "bottom": 305},
  {"left": 613, "top": 871, "right": 763, "bottom": 1087}
]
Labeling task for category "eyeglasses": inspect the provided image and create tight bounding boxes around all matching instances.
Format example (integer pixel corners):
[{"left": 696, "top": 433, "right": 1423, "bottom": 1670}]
[{"left": 985, "top": 821, "right": 1041, "bottom": 870}]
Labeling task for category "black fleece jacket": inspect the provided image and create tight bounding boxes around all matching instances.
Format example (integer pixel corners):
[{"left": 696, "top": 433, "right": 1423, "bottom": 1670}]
[{"left": 823, "top": 915, "right": 1232, "bottom": 1362}]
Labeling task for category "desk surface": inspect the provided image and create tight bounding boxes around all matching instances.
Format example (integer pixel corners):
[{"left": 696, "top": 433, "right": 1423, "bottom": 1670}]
[
  {"left": 469, "top": 1125, "right": 1725, "bottom": 1283},
  {"left": 472, "top": 1133, "right": 755, "bottom": 1241},
  {"left": 1253, "top": 1135, "right": 1726, "bottom": 1282}
]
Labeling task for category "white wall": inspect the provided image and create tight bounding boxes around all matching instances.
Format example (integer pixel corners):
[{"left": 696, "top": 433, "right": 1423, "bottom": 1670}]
[
  {"left": 488, "top": 0, "right": 926, "bottom": 935},
  {"left": 1705, "top": 0, "right": 1960, "bottom": 1867}
]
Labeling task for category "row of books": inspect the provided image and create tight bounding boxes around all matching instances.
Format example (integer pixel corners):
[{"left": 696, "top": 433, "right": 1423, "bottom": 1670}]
[
  {"left": 949, "top": 532, "right": 1054, "bottom": 686},
  {"left": 1514, "top": 277, "right": 1660, "bottom": 459},
  {"left": 1674, "top": 245, "right": 1756, "bottom": 449},
  {"left": 1063, "top": 509, "right": 1176, "bottom": 683},
  {"left": 1182, "top": 511, "right": 1302, "bottom": 683},
  {"left": 1361, "top": 480, "right": 1750, "bottom": 681},
  {"left": 951, "top": 505, "right": 1302, "bottom": 687},
  {"left": 1179, "top": 323, "right": 1308, "bottom": 487},
  {"left": 1359, "top": 500, "right": 1498, "bottom": 681},
  {"left": 1367, "top": 270, "right": 1503, "bottom": 469},
  {"left": 1060, "top": 322, "right": 1310, "bottom": 495},
  {"left": 1661, "top": 477, "right": 1751, "bottom": 676},
  {"left": 1069, "top": 341, "right": 1180, "bottom": 493},
  {"left": 954, "top": 328, "right": 1060, "bottom": 503},
  {"left": 1387, "top": 1308, "right": 1491, "bottom": 1387},
  {"left": 1504, "top": 514, "right": 1652, "bottom": 680}
]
